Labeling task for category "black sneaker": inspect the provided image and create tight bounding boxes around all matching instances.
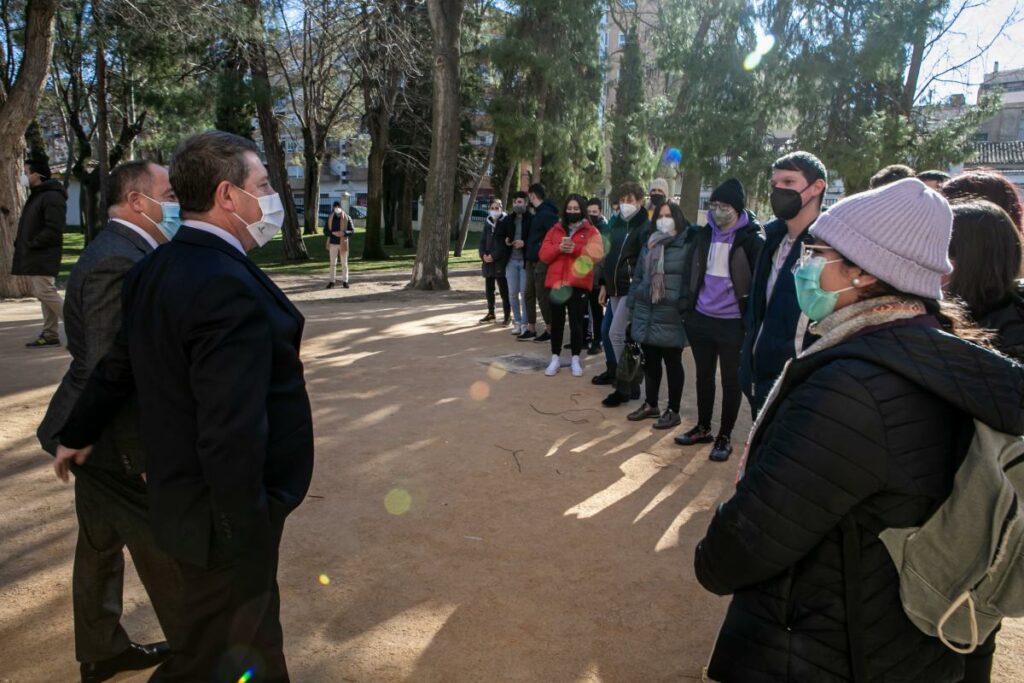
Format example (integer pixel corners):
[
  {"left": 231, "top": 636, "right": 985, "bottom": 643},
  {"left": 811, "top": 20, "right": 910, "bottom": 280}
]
[
  {"left": 479, "top": 313, "right": 496, "bottom": 324},
  {"left": 517, "top": 330, "right": 536, "bottom": 341},
  {"left": 325, "top": 282, "right": 335, "bottom": 289},
  {"left": 592, "top": 366, "right": 615, "bottom": 385},
  {"left": 674, "top": 424, "right": 714, "bottom": 446},
  {"left": 534, "top": 331, "right": 551, "bottom": 343},
  {"left": 26, "top": 336, "right": 60, "bottom": 348},
  {"left": 588, "top": 341, "right": 602, "bottom": 355},
  {"left": 602, "top": 390, "right": 628, "bottom": 407},
  {"left": 709, "top": 435, "right": 734, "bottom": 462},
  {"left": 342, "top": 281, "right": 350, "bottom": 288},
  {"left": 654, "top": 409, "right": 681, "bottom": 430},
  {"left": 627, "top": 403, "right": 660, "bottom": 421}
]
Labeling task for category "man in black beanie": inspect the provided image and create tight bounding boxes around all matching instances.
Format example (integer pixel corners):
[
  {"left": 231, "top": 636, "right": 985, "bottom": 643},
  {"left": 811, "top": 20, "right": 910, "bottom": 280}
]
[{"left": 12, "top": 158, "right": 68, "bottom": 347}]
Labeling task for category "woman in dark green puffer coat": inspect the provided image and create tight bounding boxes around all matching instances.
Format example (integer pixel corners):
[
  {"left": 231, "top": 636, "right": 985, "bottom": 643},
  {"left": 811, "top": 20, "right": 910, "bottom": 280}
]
[{"left": 627, "top": 201, "right": 692, "bottom": 429}]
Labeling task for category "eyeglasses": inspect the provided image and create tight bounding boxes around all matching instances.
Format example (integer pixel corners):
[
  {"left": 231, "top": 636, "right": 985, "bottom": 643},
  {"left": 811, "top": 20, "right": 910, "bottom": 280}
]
[{"left": 798, "top": 244, "right": 839, "bottom": 268}]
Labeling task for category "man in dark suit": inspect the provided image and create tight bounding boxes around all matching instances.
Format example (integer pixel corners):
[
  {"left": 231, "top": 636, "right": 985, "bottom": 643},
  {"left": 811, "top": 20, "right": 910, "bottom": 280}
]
[
  {"left": 38, "top": 160, "right": 182, "bottom": 682},
  {"left": 56, "top": 131, "right": 315, "bottom": 682}
]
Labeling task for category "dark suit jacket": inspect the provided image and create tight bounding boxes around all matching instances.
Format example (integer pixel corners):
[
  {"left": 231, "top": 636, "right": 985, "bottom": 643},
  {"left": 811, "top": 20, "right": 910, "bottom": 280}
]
[
  {"left": 37, "top": 221, "right": 152, "bottom": 473},
  {"left": 60, "top": 225, "right": 315, "bottom": 568}
]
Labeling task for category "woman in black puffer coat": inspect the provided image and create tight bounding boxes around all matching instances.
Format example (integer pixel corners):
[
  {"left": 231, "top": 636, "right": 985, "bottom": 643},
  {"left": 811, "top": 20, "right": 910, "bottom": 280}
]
[
  {"left": 695, "top": 179, "right": 1024, "bottom": 683},
  {"left": 947, "top": 199, "right": 1024, "bottom": 361},
  {"left": 478, "top": 199, "right": 511, "bottom": 325}
]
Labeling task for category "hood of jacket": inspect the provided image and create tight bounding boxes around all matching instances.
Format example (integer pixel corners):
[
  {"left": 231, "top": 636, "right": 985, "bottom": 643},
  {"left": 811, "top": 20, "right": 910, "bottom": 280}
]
[{"left": 30, "top": 178, "right": 68, "bottom": 200}]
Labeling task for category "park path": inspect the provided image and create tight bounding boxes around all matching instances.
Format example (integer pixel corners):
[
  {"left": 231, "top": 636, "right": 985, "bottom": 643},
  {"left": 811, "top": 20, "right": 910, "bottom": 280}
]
[{"left": 1, "top": 271, "right": 1021, "bottom": 682}]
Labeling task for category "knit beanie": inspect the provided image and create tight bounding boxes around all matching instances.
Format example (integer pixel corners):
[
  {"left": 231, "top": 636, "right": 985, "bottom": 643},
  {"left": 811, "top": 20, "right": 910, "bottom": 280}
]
[
  {"left": 710, "top": 178, "right": 745, "bottom": 213},
  {"left": 649, "top": 177, "right": 669, "bottom": 195},
  {"left": 26, "top": 158, "right": 51, "bottom": 180},
  {"left": 809, "top": 178, "right": 953, "bottom": 300}
]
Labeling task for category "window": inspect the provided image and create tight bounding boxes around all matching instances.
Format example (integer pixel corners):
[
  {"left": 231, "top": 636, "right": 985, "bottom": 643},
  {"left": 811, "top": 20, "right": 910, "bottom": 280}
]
[{"left": 618, "top": 33, "right": 626, "bottom": 47}]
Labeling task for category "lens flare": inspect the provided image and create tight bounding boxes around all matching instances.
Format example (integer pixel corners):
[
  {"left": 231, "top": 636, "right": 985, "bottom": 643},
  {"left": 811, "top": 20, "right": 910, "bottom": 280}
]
[
  {"left": 572, "top": 256, "right": 594, "bottom": 278},
  {"left": 385, "top": 487, "right": 412, "bottom": 515},
  {"left": 663, "top": 148, "right": 683, "bottom": 166},
  {"left": 550, "top": 286, "right": 571, "bottom": 305},
  {"left": 486, "top": 362, "right": 508, "bottom": 381},
  {"left": 469, "top": 381, "right": 491, "bottom": 401},
  {"left": 238, "top": 670, "right": 255, "bottom": 683},
  {"left": 744, "top": 32, "right": 776, "bottom": 71},
  {"left": 318, "top": 574, "right": 331, "bottom": 586}
]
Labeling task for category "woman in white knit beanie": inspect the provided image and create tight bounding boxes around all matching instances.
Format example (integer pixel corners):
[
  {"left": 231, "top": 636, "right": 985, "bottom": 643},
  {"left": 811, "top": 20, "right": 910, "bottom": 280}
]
[{"left": 694, "top": 179, "right": 1023, "bottom": 683}]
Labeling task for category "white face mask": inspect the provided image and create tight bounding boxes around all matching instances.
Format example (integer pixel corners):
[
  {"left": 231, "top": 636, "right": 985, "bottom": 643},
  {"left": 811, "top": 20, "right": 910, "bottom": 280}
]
[
  {"left": 334, "top": 207, "right": 343, "bottom": 215},
  {"left": 233, "top": 187, "right": 285, "bottom": 247},
  {"left": 620, "top": 203, "right": 639, "bottom": 220},
  {"left": 656, "top": 217, "right": 675, "bottom": 234},
  {"left": 19, "top": 174, "right": 30, "bottom": 188},
  {"left": 488, "top": 209, "right": 501, "bottom": 220}
]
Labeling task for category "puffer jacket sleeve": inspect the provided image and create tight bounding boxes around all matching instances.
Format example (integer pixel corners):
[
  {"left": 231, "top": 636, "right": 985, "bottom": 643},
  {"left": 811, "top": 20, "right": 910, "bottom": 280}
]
[
  {"left": 538, "top": 224, "right": 563, "bottom": 265},
  {"left": 30, "top": 192, "right": 66, "bottom": 249},
  {"left": 694, "top": 360, "right": 889, "bottom": 595}
]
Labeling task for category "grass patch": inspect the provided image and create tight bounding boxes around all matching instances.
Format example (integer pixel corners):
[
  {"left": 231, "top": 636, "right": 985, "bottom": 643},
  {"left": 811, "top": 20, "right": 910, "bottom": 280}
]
[{"left": 59, "top": 228, "right": 483, "bottom": 280}]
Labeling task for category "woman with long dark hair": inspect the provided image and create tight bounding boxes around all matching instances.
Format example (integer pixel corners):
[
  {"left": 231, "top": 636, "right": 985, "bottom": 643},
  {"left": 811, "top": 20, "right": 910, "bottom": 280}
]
[
  {"left": 625, "top": 200, "right": 691, "bottom": 429},
  {"left": 695, "top": 179, "right": 1023, "bottom": 683},
  {"left": 943, "top": 169, "right": 1024, "bottom": 235},
  {"left": 947, "top": 199, "right": 1024, "bottom": 360}
]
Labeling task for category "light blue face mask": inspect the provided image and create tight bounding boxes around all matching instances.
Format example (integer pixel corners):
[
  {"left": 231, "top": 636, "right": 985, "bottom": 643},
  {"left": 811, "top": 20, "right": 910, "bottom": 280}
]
[
  {"left": 140, "top": 194, "right": 181, "bottom": 240},
  {"left": 793, "top": 254, "right": 854, "bottom": 322}
]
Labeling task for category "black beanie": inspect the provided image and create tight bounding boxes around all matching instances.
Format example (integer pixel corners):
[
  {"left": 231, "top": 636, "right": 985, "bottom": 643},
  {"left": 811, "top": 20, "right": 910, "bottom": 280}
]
[
  {"left": 710, "top": 178, "right": 745, "bottom": 213},
  {"left": 26, "top": 158, "right": 51, "bottom": 180}
]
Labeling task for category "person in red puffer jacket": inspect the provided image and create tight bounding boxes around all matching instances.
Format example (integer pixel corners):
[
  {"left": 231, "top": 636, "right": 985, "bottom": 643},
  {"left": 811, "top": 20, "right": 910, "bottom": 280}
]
[{"left": 539, "top": 194, "right": 605, "bottom": 377}]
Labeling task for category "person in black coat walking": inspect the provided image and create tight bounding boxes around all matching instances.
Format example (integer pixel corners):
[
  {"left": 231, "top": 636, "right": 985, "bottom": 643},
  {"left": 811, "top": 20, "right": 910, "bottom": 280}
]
[
  {"left": 12, "top": 158, "right": 67, "bottom": 347},
  {"left": 479, "top": 199, "right": 510, "bottom": 324},
  {"left": 695, "top": 179, "right": 1019, "bottom": 683},
  {"left": 947, "top": 199, "right": 1024, "bottom": 361},
  {"left": 675, "top": 178, "right": 764, "bottom": 462},
  {"left": 56, "top": 131, "right": 314, "bottom": 682}
]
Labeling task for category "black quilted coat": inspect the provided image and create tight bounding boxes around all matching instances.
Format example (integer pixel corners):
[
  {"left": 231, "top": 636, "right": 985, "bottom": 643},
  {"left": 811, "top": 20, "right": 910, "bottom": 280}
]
[{"left": 695, "top": 318, "right": 1024, "bottom": 683}]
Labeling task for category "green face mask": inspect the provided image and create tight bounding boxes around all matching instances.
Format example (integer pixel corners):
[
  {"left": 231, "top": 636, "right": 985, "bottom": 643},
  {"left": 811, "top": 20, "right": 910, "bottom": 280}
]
[{"left": 793, "top": 255, "right": 853, "bottom": 322}]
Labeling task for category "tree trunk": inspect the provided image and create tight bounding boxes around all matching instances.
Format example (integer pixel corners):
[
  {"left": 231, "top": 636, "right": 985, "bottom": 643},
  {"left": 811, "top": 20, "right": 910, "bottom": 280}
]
[
  {"left": 456, "top": 132, "right": 497, "bottom": 255},
  {"left": 245, "top": 0, "right": 307, "bottom": 260},
  {"left": 679, "top": 165, "right": 702, "bottom": 225},
  {"left": 410, "top": 0, "right": 464, "bottom": 293},
  {"left": 500, "top": 156, "right": 516, "bottom": 207},
  {"left": 0, "top": 0, "right": 59, "bottom": 299},
  {"left": 383, "top": 166, "right": 397, "bottom": 246},
  {"left": 531, "top": 77, "right": 548, "bottom": 184},
  {"left": 94, "top": 3, "right": 109, "bottom": 236},
  {"left": 362, "top": 106, "right": 390, "bottom": 260},
  {"left": 301, "top": 127, "right": 321, "bottom": 235},
  {"left": 399, "top": 171, "right": 415, "bottom": 248}
]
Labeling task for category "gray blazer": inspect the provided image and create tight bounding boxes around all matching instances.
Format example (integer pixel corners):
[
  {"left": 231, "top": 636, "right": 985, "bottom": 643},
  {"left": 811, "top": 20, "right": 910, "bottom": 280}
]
[{"left": 37, "top": 221, "right": 155, "bottom": 473}]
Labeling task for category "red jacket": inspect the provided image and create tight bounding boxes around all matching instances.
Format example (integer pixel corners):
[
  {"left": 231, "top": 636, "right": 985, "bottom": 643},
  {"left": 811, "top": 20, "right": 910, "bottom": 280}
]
[{"left": 539, "top": 221, "right": 605, "bottom": 291}]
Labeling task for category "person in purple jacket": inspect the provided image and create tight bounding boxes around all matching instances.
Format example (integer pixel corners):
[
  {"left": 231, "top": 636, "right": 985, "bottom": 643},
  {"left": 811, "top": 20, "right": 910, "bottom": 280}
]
[{"left": 675, "top": 178, "right": 764, "bottom": 461}]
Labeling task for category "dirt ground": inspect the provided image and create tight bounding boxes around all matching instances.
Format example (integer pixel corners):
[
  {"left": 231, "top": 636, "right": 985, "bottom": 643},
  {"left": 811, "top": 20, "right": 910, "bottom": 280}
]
[{"left": 1, "top": 268, "right": 1022, "bottom": 682}]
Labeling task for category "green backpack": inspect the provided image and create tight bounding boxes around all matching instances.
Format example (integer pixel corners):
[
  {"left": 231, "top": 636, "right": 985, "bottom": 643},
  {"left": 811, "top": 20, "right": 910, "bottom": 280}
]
[{"left": 879, "top": 420, "right": 1024, "bottom": 653}]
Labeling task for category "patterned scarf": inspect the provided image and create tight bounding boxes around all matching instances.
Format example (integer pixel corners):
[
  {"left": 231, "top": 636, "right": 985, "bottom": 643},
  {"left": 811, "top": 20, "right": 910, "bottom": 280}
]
[
  {"left": 646, "top": 229, "right": 676, "bottom": 303},
  {"left": 737, "top": 296, "right": 927, "bottom": 480}
]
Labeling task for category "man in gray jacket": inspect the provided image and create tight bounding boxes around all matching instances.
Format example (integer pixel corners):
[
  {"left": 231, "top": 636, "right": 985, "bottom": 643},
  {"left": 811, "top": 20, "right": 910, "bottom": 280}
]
[{"left": 38, "top": 160, "right": 183, "bottom": 683}]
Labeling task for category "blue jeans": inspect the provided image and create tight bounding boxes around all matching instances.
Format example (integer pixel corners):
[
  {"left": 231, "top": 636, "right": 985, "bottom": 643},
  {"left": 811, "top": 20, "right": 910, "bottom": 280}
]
[
  {"left": 506, "top": 258, "right": 527, "bottom": 325},
  {"left": 602, "top": 302, "right": 615, "bottom": 364}
]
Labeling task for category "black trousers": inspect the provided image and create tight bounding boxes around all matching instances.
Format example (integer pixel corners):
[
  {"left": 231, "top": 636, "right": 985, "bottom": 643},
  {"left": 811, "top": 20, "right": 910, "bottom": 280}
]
[
  {"left": 549, "top": 287, "right": 588, "bottom": 355},
  {"left": 485, "top": 275, "right": 511, "bottom": 317},
  {"left": 588, "top": 285, "right": 604, "bottom": 343},
  {"left": 642, "top": 344, "right": 684, "bottom": 413},
  {"left": 685, "top": 312, "right": 745, "bottom": 437},
  {"left": 72, "top": 467, "right": 183, "bottom": 663},
  {"left": 151, "top": 502, "right": 290, "bottom": 683}
]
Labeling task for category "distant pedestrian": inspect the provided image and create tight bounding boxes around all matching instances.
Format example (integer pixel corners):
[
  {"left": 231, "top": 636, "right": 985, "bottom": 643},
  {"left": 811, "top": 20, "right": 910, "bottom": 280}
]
[
  {"left": 12, "top": 157, "right": 67, "bottom": 348},
  {"left": 324, "top": 201, "right": 354, "bottom": 289},
  {"left": 585, "top": 197, "right": 609, "bottom": 355},
  {"left": 524, "top": 183, "right": 559, "bottom": 343},
  {"left": 495, "top": 191, "right": 531, "bottom": 335}
]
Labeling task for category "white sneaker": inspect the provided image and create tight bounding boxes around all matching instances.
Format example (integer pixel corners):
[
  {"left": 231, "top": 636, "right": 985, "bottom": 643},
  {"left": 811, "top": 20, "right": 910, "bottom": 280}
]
[
  {"left": 570, "top": 355, "right": 583, "bottom": 377},
  {"left": 545, "top": 355, "right": 561, "bottom": 376},
  {"left": 510, "top": 324, "right": 522, "bottom": 335}
]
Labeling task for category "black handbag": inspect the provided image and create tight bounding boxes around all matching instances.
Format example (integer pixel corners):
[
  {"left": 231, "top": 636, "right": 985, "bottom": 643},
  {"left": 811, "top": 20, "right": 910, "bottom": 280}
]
[{"left": 616, "top": 339, "right": 644, "bottom": 385}]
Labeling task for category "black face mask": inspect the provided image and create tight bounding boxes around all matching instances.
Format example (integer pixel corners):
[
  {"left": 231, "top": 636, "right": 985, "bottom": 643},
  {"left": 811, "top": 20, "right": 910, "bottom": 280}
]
[
  {"left": 588, "top": 213, "right": 601, "bottom": 223},
  {"left": 650, "top": 194, "right": 666, "bottom": 207},
  {"left": 564, "top": 212, "right": 583, "bottom": 225},
  {"left": 770, "top": 186, "right": 810, "bottom": 221}
]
